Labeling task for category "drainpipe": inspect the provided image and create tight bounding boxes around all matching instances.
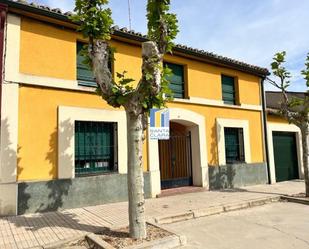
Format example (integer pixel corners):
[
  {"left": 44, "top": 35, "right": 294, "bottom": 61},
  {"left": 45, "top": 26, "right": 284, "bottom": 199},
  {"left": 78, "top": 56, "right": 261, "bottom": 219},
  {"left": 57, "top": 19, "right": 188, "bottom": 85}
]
[
  {"left": 261, "top": 77, "right": 271, "bottom": 184},
  {"left": 0, "top": 3, "right": 7, "bottom": 122}
]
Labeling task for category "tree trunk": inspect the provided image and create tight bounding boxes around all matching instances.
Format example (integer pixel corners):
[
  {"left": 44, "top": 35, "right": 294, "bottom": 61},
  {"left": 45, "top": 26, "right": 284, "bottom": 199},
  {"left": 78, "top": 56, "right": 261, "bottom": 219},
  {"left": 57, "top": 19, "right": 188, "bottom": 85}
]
[
  {"left": 126, "top": 112, "right": 147, "bottom": 238},
  {"left": 301, "top": 127, "right": 309, "bottom": 197}
]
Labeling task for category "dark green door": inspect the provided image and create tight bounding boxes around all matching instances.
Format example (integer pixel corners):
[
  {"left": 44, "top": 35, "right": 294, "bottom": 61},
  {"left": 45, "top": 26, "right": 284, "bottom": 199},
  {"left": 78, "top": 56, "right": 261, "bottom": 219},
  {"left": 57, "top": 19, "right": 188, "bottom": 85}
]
[{"left": 273, "top": 132, "right": 299, "bottom": 182}]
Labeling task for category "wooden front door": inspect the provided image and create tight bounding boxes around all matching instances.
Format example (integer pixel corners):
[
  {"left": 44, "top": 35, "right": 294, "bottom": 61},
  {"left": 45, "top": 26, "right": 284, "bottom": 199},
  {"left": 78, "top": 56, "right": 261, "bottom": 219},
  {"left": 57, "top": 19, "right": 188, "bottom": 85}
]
[{"left": 159, "top": 123, "right": 193, "bottom": 189}]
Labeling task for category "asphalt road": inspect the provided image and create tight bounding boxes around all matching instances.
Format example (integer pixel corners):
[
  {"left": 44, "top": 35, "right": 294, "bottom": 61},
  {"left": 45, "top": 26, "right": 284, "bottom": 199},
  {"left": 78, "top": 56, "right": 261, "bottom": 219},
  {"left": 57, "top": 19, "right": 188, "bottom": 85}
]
[{"left": 164, "top": 202, "right": 309, "bottom": 249}]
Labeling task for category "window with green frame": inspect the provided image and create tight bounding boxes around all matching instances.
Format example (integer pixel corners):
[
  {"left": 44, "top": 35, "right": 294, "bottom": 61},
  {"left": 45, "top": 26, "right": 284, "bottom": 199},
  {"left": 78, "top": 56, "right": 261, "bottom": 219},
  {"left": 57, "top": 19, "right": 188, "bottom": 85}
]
[
  {"left": 221, "top": 75, "right": 236, "bottom": 105},
  {"left": 76, "top": 42, "right": 113, "bottom": 87},
  {"left": 75, "top": 121, "right": 118, "bottom": 176},
  {"left": 164, "top": 62, "right": 185, "bottom": 99},
  {"left": 224, "top": 127, "right": 245, "bottom": 164}
]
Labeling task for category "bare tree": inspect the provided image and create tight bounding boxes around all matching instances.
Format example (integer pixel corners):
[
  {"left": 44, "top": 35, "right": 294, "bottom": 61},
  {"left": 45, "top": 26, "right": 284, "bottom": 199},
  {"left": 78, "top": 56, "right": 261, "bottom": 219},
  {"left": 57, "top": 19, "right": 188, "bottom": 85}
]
[
  {"left": 71, "top": 0, "right": 178, "bottom": 238},
  {"left": 267, "top": 52, "right": 309, "bottom": 196}
]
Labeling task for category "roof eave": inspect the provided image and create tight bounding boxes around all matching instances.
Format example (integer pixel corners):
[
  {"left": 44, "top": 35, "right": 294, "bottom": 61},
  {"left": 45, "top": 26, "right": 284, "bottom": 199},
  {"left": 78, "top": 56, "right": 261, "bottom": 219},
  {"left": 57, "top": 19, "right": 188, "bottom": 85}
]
[{"left": 2, "top": 0, "right": 270, "bottom": 78}]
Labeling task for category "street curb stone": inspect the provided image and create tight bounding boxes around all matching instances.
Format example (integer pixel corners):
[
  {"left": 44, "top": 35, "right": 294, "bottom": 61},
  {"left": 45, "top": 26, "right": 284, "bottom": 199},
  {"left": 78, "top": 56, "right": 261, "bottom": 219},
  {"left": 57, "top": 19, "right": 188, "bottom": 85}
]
[
  {"left": 42, "top": 234, "right": 89, "bottom": 249},
  {"left": 85, "top": 222, "right": 185, "bottom": 249},
  {"left": 155, "top": 212, "right": 194, "bottom": 225},
  {"left": 280, "top": 196, "right": 309, "bottom": 205},
  {"left": 86, "top": 233, "right": 116, "bottom": 249},
  {"left": 193, "top": 206, "right": 224, "bottom": 218},
  {"left": 223, "top": 201, "right": 250, "bottom": 212},
  {"left": 125, "top": 235, "right": 182, "bottom": 249},
  {"left": 155, "top": 196, "right": 280, "bottom": 225}
]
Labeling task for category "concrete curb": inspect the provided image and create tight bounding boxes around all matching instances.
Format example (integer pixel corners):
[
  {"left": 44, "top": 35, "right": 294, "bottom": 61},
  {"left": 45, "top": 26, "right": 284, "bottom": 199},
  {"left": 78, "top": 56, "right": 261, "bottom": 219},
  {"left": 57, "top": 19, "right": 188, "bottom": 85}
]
[
  {"left": 125, "top": 235, "right": 183, "bottom": 249},
  {"left": 86, "top": 233, "right": 116, "bottom": 249},
  {"left": 155, "top": 196, "right": 280, "bottom": 225},
  {"left": 155, "top": 211, "right": 194, "bottom": 225},
  {"left": 84, "top": 222, "right": 185, "bottom": 249},
  {"left": 280, "top": 196, "right": 309, "bottom": 205},
  {"left": 249, "top": 196, "right": 280, "bottom": 207},
  {"left": 193, "top": 206, "right": 224, "bottom": 218},
  {"left": 41, "top": 234, "right": 89, "bottom": 249}
]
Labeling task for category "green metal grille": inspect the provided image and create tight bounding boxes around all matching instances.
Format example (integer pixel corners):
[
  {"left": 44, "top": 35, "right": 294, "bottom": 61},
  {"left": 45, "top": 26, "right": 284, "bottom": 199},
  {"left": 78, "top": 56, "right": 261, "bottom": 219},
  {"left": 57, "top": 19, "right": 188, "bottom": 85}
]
[
  {"left": 75, "top": 121, "right": 117, "bottom": 175},
  {"left": 222, "top": 75, "right": 236, "bottom": 105},
  {"left": 224, "top": 127, "right": 245, "bottom": 164},
  {"left": 164, "top": 62, "right": 185, "bottom": 99}
]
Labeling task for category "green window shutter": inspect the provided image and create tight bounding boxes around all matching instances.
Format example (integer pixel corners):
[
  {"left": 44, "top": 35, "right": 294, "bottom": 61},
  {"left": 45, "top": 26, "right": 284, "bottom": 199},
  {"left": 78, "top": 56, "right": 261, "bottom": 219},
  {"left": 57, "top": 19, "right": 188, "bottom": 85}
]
[
  {"left": 77, "top": 42, "right": 97, "bottom": 87},
  {"left": 164, "top": 62, "right": 185, "bottom": 99},
  {"left": 224, "top": 127, "right": 245, "bottom": 164},
  {"left": 222, "top": 75, "right": 236, "bottom": 105},
  {"left": 75, "top": 121, "right": 117, "bottom": 176},
  {"left": 77, "top": 42, "right": 113, "bottom": 87}
]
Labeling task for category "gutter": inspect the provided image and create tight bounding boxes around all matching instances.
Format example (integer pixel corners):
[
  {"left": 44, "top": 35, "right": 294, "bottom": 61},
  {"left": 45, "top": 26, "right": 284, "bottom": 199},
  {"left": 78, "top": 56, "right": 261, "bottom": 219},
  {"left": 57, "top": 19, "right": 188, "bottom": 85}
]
[{"left": 261, "top": 77, "right": 271, "bottom": 184}]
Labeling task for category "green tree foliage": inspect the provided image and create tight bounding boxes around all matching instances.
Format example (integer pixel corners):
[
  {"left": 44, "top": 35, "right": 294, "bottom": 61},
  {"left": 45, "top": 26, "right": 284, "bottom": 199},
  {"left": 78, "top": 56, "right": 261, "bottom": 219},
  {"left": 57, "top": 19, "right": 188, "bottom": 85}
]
[
  {"left": 269, "top": 52, "right": 309, "bottom": 126},
  {"left": 147, "top": 0, "right": 179, "bottom": 53},
  {"left": 71, "top": 0, "right": 113, "bottom": 41}
]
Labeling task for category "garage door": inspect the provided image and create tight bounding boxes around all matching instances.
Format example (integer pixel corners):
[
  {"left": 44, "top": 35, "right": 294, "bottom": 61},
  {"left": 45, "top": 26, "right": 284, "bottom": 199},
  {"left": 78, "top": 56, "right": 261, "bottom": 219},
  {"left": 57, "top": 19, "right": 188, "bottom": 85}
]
[{"left": 273, "top": 131, "right": 299, "bottom": 182}]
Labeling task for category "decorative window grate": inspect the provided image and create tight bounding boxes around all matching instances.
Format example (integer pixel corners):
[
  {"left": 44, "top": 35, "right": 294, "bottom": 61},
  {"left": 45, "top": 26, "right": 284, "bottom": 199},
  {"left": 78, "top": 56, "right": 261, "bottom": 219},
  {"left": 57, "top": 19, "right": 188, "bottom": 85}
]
[
  {"left": 75, "top": 121, "right": 118, "bottom": 176},
  {"left": 224, "top": 127, "right": 245, "bottom": 164}
]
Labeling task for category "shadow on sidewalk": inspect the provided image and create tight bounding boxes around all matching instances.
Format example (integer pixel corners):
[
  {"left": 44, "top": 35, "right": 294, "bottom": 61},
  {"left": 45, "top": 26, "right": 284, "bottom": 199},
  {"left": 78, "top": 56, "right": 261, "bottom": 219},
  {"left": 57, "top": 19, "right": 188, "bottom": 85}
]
[{"left": 6, "top": 210, "right": 111, "bottom": 234}]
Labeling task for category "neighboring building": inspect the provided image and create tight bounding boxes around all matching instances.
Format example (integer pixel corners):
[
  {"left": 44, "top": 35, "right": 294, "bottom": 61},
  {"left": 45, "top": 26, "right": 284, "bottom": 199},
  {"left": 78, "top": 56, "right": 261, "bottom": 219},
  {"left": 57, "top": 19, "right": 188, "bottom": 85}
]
[
  {"left": 0, "top": 0, "right": 271, "bottom": 216},
  {"left": 266, "top": 91, "right": 306, "bottom": 184}
]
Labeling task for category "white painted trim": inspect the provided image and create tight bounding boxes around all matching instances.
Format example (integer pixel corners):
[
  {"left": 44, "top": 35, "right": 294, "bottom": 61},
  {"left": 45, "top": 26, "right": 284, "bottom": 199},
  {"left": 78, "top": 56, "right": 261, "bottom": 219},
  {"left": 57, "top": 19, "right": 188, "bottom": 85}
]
[
  {"left": 216, "top": 118, "right": 251, "bottom": 166},
  {"left": 4, "top": 14, "right": 96, "bottom": 93},
  {"left": 175, "top": 97, "right": 262, "bottom": 111},
  {"left": 4, "top": 14, "right": 20, "bottom": 83},
  {"left": 148, "top": 108, "right": 208, "bottom": 197},
  {"left": 188, "top": 97, "right": 225, "bottom": 106},
  {"left": 58, "top": 106, "right": 127, "bottom": 179},
  {"left": 240, "top": 103, "right": 262, "bottom": 111},
  {"left": 267, "top": 123, "right": 303, "bottom": 184},
  {"left": 0, "top": 83, "right": 19, "bottom": 184},
  {"left": 6, "top": 75, "right": 97, "bottom": 92},
  {"left": 0, "top": 183, "right": 18, "bottom": 215}
]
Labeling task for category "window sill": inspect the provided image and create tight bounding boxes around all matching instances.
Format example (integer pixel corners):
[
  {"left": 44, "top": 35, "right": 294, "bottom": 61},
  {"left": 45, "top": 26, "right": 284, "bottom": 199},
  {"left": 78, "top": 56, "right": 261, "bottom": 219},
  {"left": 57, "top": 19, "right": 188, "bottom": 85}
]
[
  {"left": 75, "top": 171, "right": 118, "bottom": 178},
  {"left": 77, "top": 80, "right": 97, "bottom": 87},
  {"left": 226, "top": 161, "right": 247, "bottom": 165},
  {"left": 223, "top": 101, "right": 241, "bottom": 106}
]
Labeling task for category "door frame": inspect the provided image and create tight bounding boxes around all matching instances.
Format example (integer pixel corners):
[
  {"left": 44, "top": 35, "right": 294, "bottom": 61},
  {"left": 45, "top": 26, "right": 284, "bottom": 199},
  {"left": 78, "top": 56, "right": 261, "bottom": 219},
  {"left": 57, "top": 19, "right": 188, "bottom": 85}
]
[
  {"left": 267, "top": 123, "right": 303, "bottom": 184},
  {"left": 159, "top": 131, "right": 193, "bottom": 189},
  {"left": 148, "top": 108, "right": 208, "bottom": 197}
]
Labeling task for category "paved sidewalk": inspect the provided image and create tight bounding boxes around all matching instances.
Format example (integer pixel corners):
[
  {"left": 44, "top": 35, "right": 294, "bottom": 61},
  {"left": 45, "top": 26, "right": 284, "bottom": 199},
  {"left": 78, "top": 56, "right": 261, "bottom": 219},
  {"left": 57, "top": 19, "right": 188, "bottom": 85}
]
[
  {"left": 164, "top": 202, "right": 309, "bottom": 249},
  {"left": 0, "top": 180, "right": 304, "bottom": 249}
]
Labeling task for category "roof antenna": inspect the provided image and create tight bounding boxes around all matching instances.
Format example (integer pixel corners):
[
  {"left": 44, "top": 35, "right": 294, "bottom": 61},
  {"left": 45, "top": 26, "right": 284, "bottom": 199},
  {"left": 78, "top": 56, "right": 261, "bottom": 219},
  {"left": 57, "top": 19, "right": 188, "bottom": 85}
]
[{"left": 127, "top": 0, "right": 132, "bottom": 30}]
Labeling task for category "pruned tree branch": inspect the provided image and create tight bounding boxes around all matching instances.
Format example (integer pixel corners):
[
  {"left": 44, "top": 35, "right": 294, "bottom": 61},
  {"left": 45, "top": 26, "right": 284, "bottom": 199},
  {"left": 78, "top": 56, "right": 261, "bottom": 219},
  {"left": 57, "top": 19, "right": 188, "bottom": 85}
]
[{"left": 89, "top": 41, "right": 113, "bottom": 96}]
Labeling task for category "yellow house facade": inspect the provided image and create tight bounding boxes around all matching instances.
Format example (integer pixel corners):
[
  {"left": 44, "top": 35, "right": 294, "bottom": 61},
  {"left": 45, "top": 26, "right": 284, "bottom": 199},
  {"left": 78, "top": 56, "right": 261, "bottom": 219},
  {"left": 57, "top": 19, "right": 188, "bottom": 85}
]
[{"left": 0, "top": 0, "right": 276, "bottom": 215}]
